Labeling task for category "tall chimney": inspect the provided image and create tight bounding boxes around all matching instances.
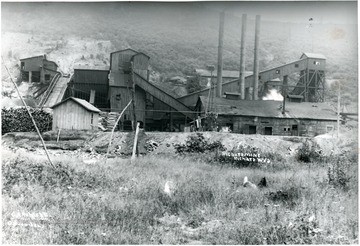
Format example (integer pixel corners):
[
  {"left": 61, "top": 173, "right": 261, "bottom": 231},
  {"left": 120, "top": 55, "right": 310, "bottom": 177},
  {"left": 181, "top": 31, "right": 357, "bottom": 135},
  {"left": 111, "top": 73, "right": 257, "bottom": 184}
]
[
  {"left": 216, "top": 11, "right": 225, "bottom": 98},
  {"left": 239, "top": 14, "right": 247, "bottom": 99},
  {"left": 252, "top": 15, "right": 261, "bottom": 100}
]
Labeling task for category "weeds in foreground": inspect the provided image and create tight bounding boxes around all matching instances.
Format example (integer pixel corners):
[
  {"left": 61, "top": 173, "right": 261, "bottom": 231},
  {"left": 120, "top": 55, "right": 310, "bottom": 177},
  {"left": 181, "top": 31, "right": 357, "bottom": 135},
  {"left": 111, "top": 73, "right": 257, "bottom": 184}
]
[{"left": 2, "top": 153, "right": 358, "bottom": 244}]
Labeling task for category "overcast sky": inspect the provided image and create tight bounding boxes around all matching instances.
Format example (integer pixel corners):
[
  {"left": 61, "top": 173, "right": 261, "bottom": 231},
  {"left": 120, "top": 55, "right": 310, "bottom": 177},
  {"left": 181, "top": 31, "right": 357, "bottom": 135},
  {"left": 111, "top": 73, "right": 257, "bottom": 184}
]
[{"left": 203, "top": 1, "right": 357, "bottom": 24}]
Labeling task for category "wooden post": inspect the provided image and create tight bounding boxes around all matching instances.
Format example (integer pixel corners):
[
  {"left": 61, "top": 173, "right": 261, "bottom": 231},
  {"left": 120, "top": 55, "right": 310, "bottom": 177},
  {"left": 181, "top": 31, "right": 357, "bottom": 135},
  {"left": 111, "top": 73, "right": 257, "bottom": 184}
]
[
  {"left": 337, "top": 82, "right": 340, "bottom": 138},
  {"left": 56, "top": 128, "right": 61, "bottom": 142},
  {"left": 2, "top": 56, "right": 54, "bottom": 168},
  {"left": 89, "top": 90, "right": 95, "bottom": 104},
  {"left": 105, "top": 99, "right": 132, "bottom": 163},
  {"left": 131, "top": 122, "right": 140, "bottom": 162},
  {"left": 130, "top": 61, "right": 137, "bottom": 131},
  {"left": 169, "top": 107, "right": 173, "bottom": 132}
]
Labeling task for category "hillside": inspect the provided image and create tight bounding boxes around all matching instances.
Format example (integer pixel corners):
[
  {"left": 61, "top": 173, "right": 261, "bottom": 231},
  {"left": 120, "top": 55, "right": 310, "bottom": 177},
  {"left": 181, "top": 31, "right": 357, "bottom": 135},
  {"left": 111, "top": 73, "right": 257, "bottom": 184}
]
[{"left": 1, "top": 2, "right": 358, "bottom": 105}]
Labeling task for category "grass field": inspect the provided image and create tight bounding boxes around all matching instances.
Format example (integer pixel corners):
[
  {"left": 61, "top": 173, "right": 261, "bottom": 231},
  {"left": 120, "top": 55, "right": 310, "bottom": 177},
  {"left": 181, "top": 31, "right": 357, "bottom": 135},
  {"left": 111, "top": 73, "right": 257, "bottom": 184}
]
[{"left": 2, "top": 147, "right": 358, "bottom": 244}]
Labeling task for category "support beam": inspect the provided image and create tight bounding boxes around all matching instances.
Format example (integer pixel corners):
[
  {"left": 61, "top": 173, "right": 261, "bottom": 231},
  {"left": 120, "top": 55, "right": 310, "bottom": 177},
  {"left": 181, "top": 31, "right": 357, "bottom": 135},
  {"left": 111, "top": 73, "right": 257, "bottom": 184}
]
[
  {"left": 239, "top": 14, "right": 247, "bottom": 99},
  {"left": 252, "top": 15, "right": 261, "bottom": 100},
  {"left": 216, "top": 11, "right": 225, "bottom": 98}
]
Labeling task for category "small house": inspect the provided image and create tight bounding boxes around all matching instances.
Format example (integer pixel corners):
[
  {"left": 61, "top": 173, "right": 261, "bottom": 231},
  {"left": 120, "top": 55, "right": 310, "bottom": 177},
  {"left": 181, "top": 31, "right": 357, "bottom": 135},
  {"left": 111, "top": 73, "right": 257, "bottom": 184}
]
[{"left": 50, "top": 97, "right": 100, "bottom": 130}]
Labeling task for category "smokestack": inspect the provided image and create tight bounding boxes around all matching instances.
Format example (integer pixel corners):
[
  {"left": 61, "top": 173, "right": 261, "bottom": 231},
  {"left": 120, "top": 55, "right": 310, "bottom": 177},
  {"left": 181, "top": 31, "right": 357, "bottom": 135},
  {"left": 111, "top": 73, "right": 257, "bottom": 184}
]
[
  {"left": 282, "top": 75, "right": 288, "bottom": 114},
  {"left": 252, "top": 15, "right": 261, "bottom": 100},
  {"left": 216, "top": 11, "right": 225, "bottom": 98},
  {"left": 239, "top": 14, "right": 247, "bottom": 99}
]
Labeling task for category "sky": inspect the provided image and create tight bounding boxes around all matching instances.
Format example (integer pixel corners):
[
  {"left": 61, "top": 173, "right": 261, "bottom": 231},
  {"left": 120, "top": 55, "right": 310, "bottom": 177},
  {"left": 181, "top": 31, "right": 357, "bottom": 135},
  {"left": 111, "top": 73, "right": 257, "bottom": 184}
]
[{"left": 203, "top": 1, "right": 358, "bottom": 24}]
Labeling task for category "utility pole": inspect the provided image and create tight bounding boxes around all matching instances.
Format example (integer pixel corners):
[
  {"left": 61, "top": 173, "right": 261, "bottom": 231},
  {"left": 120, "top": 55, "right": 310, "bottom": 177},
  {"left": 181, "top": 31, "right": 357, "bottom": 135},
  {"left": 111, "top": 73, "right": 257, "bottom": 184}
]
[
  {"left": 130, "top": 61, "right": 137, "bottom": 131},
  {"left": 253, "top": 15, "right": 261, "bottom": 100},
  {"left": 239, "top": 14, "right": 247, "bottom": 99},
  {"left": 216, "top": 11, "right": 225, "bottom": 98},
  {"left": 130, "top": 61, "right": 139, "bottom": 157}
]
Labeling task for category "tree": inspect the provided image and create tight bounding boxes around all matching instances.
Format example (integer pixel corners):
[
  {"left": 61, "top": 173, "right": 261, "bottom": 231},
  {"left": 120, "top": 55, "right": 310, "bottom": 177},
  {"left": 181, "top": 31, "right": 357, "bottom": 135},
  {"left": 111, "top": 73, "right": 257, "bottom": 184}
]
[{"left": 186, "top": 75, "right": 204, "bottom": 93}]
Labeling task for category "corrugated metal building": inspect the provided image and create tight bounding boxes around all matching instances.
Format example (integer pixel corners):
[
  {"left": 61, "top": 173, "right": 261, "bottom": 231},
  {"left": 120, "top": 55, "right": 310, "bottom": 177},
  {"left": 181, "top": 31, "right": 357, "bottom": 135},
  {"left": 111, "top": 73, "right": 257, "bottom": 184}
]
[
  {"left": 196, "top": 96, "right": 337, "bottom": 136},
  {"left": 20, "top": 55, "right": 58, "bottom": 83},
  {"left": 50, "top": 97, "right": 100, "bottom": 130}
]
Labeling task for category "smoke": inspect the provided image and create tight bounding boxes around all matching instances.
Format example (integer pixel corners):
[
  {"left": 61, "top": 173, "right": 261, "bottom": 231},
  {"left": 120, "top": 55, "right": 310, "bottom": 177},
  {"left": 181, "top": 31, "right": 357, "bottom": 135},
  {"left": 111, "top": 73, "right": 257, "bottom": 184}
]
[{"left": 262, "top": 89, "right": 283, "bottom": 101}]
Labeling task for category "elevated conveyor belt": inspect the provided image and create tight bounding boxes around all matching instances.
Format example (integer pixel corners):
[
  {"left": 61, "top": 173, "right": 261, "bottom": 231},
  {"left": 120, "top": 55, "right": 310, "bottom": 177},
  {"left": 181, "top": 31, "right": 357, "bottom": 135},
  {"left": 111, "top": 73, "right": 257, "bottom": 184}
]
[
  {"left": 178, "top": 54, "right": 325, "bottom": 106},
  {"left": 39, "top": 74, "right": 71, "bottom": 108},
  {"left": 134, "top": 72, "right": 195, "bottom": 119}
]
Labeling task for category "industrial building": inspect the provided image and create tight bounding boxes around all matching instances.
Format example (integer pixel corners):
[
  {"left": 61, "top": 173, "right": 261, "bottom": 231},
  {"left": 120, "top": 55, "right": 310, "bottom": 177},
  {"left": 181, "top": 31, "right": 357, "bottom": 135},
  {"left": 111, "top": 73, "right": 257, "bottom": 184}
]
[
  {"left": 20, "top": 55, "right": 58, "bottom": 83},
  {"left": 178, "top": 52, "right": 326, "bottom": 108},
  {"left": 196, "top": 96, "right": 337, "bottom": 136},
  {"left": 65, "top": 48, "right": 195, "bottom": 131}
]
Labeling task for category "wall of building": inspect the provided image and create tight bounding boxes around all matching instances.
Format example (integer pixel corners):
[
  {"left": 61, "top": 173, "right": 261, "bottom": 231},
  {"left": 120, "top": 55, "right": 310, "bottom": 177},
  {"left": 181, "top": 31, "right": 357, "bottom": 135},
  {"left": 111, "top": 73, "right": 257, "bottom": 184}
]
[
  {"left": 21, "top": 56, "right": 43, "bottom": 72},
  {"left": 52, "top": 100, "right": 99, "bottom": 130},
  {"left": 215, "top": 115, "right": 336, "bottom": 137},
  {"left": 109, "top": 86, "right": 146, "bottom": 125}
]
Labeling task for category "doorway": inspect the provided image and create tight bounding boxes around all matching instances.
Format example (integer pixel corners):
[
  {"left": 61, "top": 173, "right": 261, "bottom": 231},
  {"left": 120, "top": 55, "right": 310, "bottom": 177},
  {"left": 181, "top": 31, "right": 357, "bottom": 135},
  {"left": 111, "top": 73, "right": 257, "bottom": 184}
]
[
  {"left": 291, "top": 125, "right": 298, "bottom": 136},
  {"left": 264, "top": 127, "right": 272, "bottom": 135},
  {"left": 249, "top": 125, "right": 257, "bottom": 134}
]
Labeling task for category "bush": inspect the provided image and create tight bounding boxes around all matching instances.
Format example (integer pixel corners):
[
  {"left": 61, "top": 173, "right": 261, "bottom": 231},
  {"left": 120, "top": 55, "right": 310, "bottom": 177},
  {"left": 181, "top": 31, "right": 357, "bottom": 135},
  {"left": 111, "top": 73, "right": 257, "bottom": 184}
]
[
  {"left": 296, "top": 140, "right": 323, "bottom": 163},
  {"left": 1, "top": 107, "right": 52, "bottom": 135},
  {"left": 173, "top": 133, "right": 225, "bottom": 154},
  {"left": 327, "top": 157, "right": 352, "bottom": 190}
]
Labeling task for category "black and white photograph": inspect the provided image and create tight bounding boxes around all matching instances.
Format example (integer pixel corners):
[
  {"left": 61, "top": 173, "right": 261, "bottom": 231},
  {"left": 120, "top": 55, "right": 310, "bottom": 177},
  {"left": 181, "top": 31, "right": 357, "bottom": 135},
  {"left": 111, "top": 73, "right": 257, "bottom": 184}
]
[{"left": 1, "top": 0, "right": 358, "bottom": 244}]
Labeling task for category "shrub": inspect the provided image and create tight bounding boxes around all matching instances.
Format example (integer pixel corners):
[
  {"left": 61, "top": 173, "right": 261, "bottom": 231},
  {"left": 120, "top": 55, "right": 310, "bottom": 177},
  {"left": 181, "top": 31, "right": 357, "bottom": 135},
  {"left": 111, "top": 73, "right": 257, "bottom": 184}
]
[
  {"left": 296, "top": 140, "right": 323, "bottom": 163},
  {"left": 327, "top": 157, "right": 352, "bottom": 190},
  {"left": 173, "top": 133, "right": 225, "bottom": 154},
  {"left": 1, "top": 107, "right": 52, "bottom": 135}
]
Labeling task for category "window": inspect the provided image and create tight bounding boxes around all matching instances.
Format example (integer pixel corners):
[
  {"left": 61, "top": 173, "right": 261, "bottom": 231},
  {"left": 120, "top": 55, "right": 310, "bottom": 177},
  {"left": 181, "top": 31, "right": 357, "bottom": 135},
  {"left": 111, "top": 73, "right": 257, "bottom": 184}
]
[
  {"left": 45, "top": 74, "right": 51, "bottom": 81},
  {"left": 116, "top": 94, "right": 121, "bottom": 101},
  {"left": 294, "top": 64, "right": 299, "bottom": 68},
  {"left": 21, "top": 62, "right": 25, "bottom": 70},
  {"left": 258, "top": 75, "right": 261, "bottom": 80},
  {"left": 313, "top": 61, "right": 320, "bottom": 65},
  {"left": 91, "top": 113, "right": 94, "bottom": 124},
  {"left": 276, "top": 69, "right": 280, "bottom": 74}
]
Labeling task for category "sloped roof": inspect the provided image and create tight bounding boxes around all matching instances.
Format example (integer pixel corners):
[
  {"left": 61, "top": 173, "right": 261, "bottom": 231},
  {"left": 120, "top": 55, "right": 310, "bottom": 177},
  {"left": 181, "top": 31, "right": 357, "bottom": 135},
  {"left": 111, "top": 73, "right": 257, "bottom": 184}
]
[
  {"left": 194, "top": 69, "right": 253, "bottom": 78},
  {"left": 300, "top": 53, "right": 326, "bottom": 60},
  {"left": 50, "top": 97, "right": 101, "bottom": 113},
  {"left": 198, "top": 96, "right": 336, "bottom": 121},
  {"left": 20, "top": 55, "right": 44, "bottom": 61},
  {"left": 73, "top": 65, "right": 110, "bottom": 71}
]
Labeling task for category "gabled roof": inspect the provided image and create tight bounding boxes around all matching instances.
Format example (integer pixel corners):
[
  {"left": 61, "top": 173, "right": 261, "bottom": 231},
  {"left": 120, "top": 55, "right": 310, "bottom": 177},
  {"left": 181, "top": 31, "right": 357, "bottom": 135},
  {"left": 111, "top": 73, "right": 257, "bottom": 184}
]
[
  {"left": 50, "top": 97, "right": 101, "bottom": 113},
  {"left": 110, "top": 48, "right": 139, "bottom": 55},
  {"left": 198, "top": 96, "right": 336, "bottom": 121},
  {"left": 20, "top": 55, "right": 44, "bottom": 61},
  {"left": 300, "top": 53, "right": 326, "bottom": 60},
  {"left": 131, "top": 51, "right": 150, "bottom": 59}
]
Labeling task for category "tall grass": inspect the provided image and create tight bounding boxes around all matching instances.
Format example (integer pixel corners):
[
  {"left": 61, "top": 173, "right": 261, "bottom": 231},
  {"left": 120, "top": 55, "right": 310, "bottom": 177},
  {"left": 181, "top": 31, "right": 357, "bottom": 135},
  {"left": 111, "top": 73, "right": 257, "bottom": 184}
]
[{"left": 2, "top": 151, "right": 358, "bottom": 244}]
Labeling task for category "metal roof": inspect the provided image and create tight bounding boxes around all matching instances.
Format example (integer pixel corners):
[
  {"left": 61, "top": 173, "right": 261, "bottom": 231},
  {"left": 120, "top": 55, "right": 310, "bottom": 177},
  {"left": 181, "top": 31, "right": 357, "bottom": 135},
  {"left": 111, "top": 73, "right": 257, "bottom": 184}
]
[
  {"left": 198, "top": 96, "right": 337, "bottom": 121},
  {"left": 20, "top": 55, "right": 44, "bottom": 61},
  {"left": 50, "top": 97, "right": 101, "bottom": 113},
  {"left": 300, "top": 53, "right": 326, "bottom": 60},
  {"left": 73, "top": 65, "right": 110, "bottom": 71}
]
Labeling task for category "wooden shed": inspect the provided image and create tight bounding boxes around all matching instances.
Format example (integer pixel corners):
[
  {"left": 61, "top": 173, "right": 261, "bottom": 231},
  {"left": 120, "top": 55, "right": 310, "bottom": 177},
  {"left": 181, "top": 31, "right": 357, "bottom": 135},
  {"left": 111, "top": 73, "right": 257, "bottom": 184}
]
[{"left": 50, "top": 97, "right": 100, "bottom": 130}]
